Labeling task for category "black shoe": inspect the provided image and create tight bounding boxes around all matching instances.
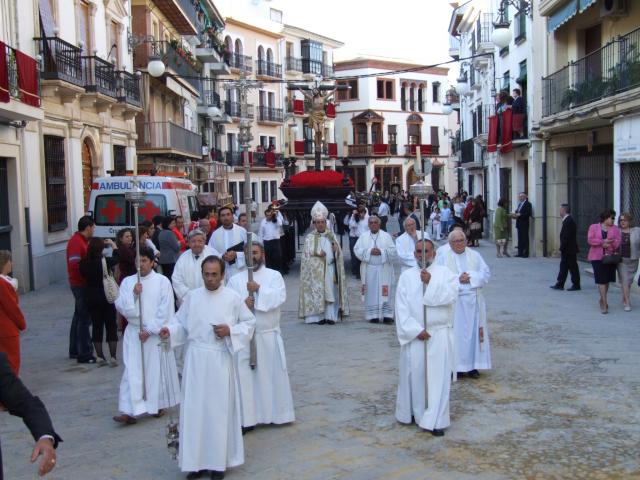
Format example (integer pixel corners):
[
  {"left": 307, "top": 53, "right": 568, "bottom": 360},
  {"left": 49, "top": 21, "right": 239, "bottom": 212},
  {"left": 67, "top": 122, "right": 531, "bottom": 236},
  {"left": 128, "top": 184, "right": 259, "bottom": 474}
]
[
  {"left": 550, "top": 284, "right": 564, "bottom": 290},
  {"left": 242, "top": 426, "right": 255, "bottom": 435},
  {"left": 456, "top": 371, "right": 466, "bottom": 379},
  {"left": 429, "top": 428, "right": 445, "bottom": 437},
  {"left": 210, "top": 471, "right": 225, "bottom": 480},
  {"left": 468, "top": 369, "right": 480, "bottom": 379},
  {"left": 369, "top": 319, "right": 380, "bottom": 324},
  {"left": 383, "top": 318, "right": 395, "bottom": 325},
  {"left": 567, "top": 285, "right": 581, "bottom": 291},
  {"left": 78, "top": 356, "right": 97, "bottom": 364},
  {"left": 317, "top": 320, "right": 327, "bottom": 325},
  {"left": 326, "top": 320, "right": 335, "bottom": 325},
  {"left": 186, "top": 471, "right": 206, "bottom": 479}
]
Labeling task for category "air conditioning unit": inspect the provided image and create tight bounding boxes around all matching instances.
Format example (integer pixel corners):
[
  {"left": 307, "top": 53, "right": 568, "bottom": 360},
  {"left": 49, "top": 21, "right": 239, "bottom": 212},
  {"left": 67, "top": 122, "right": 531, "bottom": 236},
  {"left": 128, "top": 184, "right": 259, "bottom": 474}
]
[{"left": 601, "top": 0, "right": 628, "bottom": 18}]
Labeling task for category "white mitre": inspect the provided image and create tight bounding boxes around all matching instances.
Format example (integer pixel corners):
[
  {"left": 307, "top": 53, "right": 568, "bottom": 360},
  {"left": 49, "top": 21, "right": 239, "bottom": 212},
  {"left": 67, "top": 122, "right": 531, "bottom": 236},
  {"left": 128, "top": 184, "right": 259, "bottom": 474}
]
[{"left": 311, "top": 201, "right": 328, "bottom": 221}]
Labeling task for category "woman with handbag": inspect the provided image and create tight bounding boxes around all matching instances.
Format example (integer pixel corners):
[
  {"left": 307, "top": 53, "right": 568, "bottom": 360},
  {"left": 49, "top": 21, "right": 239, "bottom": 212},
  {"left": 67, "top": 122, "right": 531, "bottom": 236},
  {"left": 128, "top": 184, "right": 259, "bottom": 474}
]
[
  {"left": 617, "top": 213, "right": 640, "bottom": 312},
  {"left": 493, "top": 198, "right": 510, "bottom": 257},
  {"left": 79, "top": 238, "right": 119, "bottom": 367},
  {"left": 587, "top": 209, "right": 621, "bottom": 314}
]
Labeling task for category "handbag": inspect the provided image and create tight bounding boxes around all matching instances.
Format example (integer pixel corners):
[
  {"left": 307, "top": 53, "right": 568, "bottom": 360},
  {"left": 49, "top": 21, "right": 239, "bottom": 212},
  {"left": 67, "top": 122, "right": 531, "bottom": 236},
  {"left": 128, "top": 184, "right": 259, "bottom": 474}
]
[
  {"left": 470, "top": 221, "right": 482, "bottom": 231},
  {"left": 602, "top": 253, "right": 622, "bottom": 265},
  {"left": 102, "top": 257, "right": 120, "bottom": 303}
]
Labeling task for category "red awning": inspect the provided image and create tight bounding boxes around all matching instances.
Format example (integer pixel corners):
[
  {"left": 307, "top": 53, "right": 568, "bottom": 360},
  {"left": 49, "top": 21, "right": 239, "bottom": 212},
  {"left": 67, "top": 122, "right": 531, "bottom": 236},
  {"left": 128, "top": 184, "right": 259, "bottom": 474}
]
[{"left": 487, "top": 115, "right": 498, "bottom": 153}]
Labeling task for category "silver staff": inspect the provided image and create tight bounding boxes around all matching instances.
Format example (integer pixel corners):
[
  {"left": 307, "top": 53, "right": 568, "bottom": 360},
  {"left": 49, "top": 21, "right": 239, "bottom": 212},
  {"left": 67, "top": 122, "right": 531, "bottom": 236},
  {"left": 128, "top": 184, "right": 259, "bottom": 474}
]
[
  {"left": 126, "top": 182, "right": 147, "bottom": 400},
  {"left": 409, "top": 146, "right": 433, "bottom": 408}
]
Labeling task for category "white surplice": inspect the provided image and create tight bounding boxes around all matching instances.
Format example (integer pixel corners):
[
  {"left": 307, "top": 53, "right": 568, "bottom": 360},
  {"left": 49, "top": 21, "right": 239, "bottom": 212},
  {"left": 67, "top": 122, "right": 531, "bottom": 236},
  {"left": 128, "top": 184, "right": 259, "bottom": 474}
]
[
  {"left": 354, "top": 230, "right": 397, "bottom": 320},
  {"left": 395, "top": 265, "right": 458, "bottom": 430},
  {"left": 208, "top": 225, "right": 247, "bottom": 283},
  {"left": 171, "top": 246, "right": 216, "bottom": 305},
  {"left": 227, "top": 266, "right": 295, "bottom": 427},
  {"left": 395, "top": 230, "right": 431, "bottom": 272},
  {"left": 115, "top": 271, "right": 180, "bottom": 416},
  {"left": 167, "top": 286, "right": 256, "bottom": 473},
  {"left": 435, "top": 247, "right": 492, "bottom": 372}
]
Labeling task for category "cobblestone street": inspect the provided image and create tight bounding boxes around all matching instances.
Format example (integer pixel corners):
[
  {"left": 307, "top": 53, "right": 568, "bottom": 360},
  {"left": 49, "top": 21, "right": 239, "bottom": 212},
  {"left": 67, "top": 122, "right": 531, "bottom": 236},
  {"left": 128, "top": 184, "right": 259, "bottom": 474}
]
[{"left": 2, "top": 236, "right": 639, "bottom": 479}]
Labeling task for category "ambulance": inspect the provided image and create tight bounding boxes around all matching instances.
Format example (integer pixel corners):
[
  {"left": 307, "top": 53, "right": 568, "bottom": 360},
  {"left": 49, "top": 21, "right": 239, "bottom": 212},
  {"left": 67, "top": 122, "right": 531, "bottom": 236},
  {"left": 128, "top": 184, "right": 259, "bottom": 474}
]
[{"left": 88, "top": 175, "right": 200, "bottom": 238}]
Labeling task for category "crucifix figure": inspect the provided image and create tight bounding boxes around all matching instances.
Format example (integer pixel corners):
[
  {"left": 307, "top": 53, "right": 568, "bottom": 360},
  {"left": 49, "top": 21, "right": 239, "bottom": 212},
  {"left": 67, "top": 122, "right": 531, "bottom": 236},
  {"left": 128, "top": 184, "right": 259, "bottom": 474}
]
[{"left": 298, "top": 86, "right": 336, "bottom": 171}]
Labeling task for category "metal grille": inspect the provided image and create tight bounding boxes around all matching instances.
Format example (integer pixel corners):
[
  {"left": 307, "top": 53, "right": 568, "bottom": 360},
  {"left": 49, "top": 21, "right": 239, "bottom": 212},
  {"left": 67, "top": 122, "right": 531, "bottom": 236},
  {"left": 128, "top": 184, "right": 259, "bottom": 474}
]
[
  {"left": 0, "top": 158, "right": 11, "bottom": 251},
  {"left": 620, "top": 162, "right": 640, "bottom": 223},
  {"left": 569, "top": 147, "right": 613, "bottom": 258},
  {"left": 43, "top": 135, "right": 68, "bottom": 232},
  {"left": 113, "top": 145, "right": 127, "bottom": 176}
]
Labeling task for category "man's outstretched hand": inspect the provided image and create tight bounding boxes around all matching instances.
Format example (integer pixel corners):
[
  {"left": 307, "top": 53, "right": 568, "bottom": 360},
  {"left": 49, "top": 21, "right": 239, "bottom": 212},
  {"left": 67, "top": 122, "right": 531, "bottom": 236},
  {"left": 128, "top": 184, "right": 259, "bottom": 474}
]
[{"left": 31, "top": 437, "right": 56, "bottom": 476}]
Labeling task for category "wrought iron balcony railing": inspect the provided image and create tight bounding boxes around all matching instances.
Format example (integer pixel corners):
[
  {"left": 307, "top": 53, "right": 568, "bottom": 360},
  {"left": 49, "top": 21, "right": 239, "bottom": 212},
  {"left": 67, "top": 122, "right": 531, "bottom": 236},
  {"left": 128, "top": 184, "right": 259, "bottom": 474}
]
[
  {"left": 3, "top": 44, "right": 40, "bottom": 105},
  {"left": 224, "top": 100, "right": 254, "bottom": 119},
  {"left": 82, "top": 56, "right": 117, "bottom": 98},
  {"left": 228, "top": 53, "right": 252, "bottom": 73},
  {"left": 257, "top": 106, "right": 283, "bottom": 123},
  {"left": 542, "top": 26, "right": 640, "bottom": 117},
  {"left": 116, "top": 70, "right": 141, "bottom": 107},
  {"left": 255, "top": 59, "right": 282, "bottom": 78},
  {"left": 460, "top": 138, "right": 476, "bottom": 164},
  {"left": 37, "top": 36, "right": 83, "bottom": 86},
  {"left": 286, "top": 56, "right": 302, "bottom": 72},
  {"left": 138, "top": 121, "right": 202, "bottom": 158}
]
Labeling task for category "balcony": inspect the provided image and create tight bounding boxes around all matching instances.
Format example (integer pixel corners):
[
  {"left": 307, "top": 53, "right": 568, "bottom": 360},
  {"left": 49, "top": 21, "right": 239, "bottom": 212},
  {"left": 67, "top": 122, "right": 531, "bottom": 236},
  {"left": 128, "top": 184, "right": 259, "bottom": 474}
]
[
  {"left": 0, "top": 44, "right": 43, "bottom": 122},
  {"left": 349, "top": 144, "right": 390, "bottom": 157},
  {"left": 322, "top": 63, "right": 334, "bottom": 77},
  {"left": 542, "top": 27, "right": 640, "bottom": 118},
  {"left": 286, "top": 56, "right": 302, "bottom": 73},
  {"left": 473, "top": 14, "right": 494, "bottom": 68},
  {"left": 112, "top": 70, "right": 142, "bottom": 119},
  {"left": 472, "top": 104, "right": 495, "bottom": 143},
  {"left": 82, "top": 56, "right": 118, "bottom": 107},
  {"left": 257, "top": 106, "right": 283, "bottom": 124},
  {"left": 224, "top": 100, "right": 254, "bottom": 119},
  {"left": 255, "top": 60, "right": 282, "bottom": 79},
  {"left": 449, "top": 36, "right": 460, "bottom": 61},
  {"left": 37, "top": 36, "right": 85, "bottom": 100},
  {"left": 154, "top": 0, "right": 199, "bottom": 35},
  {"left": 404, "top": 144, "right": 440, "bottom": 156},
  {"left": 195, "top": 33, "right": 230, "bottom": 74},
  {"left": 228, "top": 53, "right": 252, "bottom": 73},
  {"left": 225, "top": 150, "right": 284, "bottom": 168},
  {"left": 165, "top": 41, "right": 202, "bottom": 92},
  {"left": 137, "top": 121, "right": 203, "bottom": 159}
]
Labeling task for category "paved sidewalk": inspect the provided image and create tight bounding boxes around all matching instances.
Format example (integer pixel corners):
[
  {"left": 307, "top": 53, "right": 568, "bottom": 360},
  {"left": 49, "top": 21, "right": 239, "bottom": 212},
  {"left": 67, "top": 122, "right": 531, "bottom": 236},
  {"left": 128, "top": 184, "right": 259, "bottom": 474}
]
[{"left": 1, "top": 232, "right": 639, "bottom": 479}]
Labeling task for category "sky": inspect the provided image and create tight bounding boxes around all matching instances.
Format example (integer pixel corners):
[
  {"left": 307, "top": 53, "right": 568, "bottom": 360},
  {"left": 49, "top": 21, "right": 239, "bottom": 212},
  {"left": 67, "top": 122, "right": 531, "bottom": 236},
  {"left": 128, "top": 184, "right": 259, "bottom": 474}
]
[{"left": 280, "top": 0, "right": 458, "bottom": 81}]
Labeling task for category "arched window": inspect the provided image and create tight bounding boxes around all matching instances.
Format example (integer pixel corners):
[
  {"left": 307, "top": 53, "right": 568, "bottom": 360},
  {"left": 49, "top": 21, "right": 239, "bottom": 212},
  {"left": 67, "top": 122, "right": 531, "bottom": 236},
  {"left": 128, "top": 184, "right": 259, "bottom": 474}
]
[
  {"left": 409, "top": 83, "right": 416, "bottom": 111},
  {"left": 235, "top": 38, "right": 243, "bottom": 56},
  {"left": 401, "top": 82, "right": 407, "bottom": 111},
  {"left": 418, "top": 83, "right": 425, "bottom": 112},
  {"left": 266, "top": 48, "right": 273, "bottom": 63},
  {"left": 234, "top": 39, "right": 244, "bottom": 69},
  {"left": 224, "top": 35, "right": 233, "bottom": 53},
  {"left": 257, "top": 45, "right": 265, "bottom": 61}
]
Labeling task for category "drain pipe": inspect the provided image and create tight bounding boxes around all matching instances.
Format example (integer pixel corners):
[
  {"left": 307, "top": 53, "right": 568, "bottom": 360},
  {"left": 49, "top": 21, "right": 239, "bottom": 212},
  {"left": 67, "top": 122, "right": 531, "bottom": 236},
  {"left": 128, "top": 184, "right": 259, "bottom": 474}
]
[{"left": 542, "top": 138, "right": 548, "bottom": 257}]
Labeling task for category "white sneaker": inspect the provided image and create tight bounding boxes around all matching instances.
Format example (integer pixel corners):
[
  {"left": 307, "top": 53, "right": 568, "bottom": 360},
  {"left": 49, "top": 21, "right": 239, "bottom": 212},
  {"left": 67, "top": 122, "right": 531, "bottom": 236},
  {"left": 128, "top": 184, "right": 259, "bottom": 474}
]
[
  {"left": 97, "top": 357, "right": 108, "bottom": 367},
  {"left": 109, "top": 358, "right": 119, "bottom": 367}
]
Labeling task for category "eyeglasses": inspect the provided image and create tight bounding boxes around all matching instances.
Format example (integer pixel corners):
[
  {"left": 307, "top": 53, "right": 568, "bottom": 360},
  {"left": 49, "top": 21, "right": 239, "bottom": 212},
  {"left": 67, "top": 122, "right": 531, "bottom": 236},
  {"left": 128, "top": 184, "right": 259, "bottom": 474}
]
[{"left": 450, "top": 239, "right": 466, "bottom": 244}]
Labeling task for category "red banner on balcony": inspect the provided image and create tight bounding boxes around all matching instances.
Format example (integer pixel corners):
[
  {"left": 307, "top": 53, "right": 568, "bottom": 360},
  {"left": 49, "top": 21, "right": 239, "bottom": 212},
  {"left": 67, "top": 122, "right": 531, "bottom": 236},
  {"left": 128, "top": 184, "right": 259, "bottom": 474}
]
[
  {"left": 326, "top": 102, "right": 336, "bottom": 118},
  {"left": 373, "top": 144, "right": 388, "bottom": 155},
  {"left": 500, "top": 109, "right": 513, "bottom": 154},
  {"left": 294, "top": 140, "right": 305, "bottom": 156},
  {"left": 487, "top": 115, "right": 499, "bottom": 153},
  {"left": 328, "top": 142, "right": 338, "bottom": 158},
  {"left": 512, "top": 113, "right": 525, "bottom": 138},
  {"left": 0, "top": 42, "right": 9, "bottom": 103},
  {"left": 266, "top": 151, "right": 276, "bottom": 168},
  {"left": 420, "top": 144, "right": 433, "bottom": 155},
  {"left": 15, "top": 49, "right": 40, "bottom": 107},
  {"left": 293, "top": 99, "right": 304, "bottom": 115}
]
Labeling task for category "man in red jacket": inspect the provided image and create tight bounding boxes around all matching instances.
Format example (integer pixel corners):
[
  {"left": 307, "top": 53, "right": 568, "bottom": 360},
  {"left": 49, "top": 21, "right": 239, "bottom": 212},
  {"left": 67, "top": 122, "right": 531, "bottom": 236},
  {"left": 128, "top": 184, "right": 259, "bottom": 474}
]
[{"left": 66, "top": 216, "right": 95, "bottom": 364}]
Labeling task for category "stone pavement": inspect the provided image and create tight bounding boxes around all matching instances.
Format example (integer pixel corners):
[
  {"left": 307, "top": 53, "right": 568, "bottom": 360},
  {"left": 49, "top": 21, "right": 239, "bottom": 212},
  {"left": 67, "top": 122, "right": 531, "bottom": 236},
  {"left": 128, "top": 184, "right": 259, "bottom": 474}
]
[{"left": 2, "top": 225, "right": 639, "bottom": 479}]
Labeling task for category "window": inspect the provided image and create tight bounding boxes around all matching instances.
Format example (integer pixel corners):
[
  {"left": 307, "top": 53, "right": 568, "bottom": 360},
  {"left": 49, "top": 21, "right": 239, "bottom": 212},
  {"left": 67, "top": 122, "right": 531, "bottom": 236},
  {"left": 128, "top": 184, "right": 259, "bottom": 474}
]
[
  {"left": 432, "top": 82, "right": 440, "bottom": 103},
  {"left": 301, "top": 39, "right": 323, "bottom": 75},
  {"left": 502, "top": 71, "right": 510, "bottom": 91},
  {"left": 270, "top": 181, "right": 277, "bottom": 201},
  {"left": 430, "top": 126, "right": 440, "bottom": 147},
  {"left": 78, "top": 1, "right": 91, "bottom": 54},
  {"left": 417, "top": 87, "right": 424, "bottom": 112},
  {"left": 43, "top": 135, "right": 67, "bottom": 232},
  {"left": 251, "top": 182, "right": 257, "bottom": 202},
  {"left": 400, "top": 85, "right": 406, "bottom": 111},
  {"left": 261, "top": 181, "right": 269, "bottom": 202},
  {"left": 517, "top": 60, "right": 527, "bottom": 84},
  {"left": 336, "top": 79, "right": 358, "bottom": 100},
  {"left": 230, "top": 182, "right": 238, "bottom": 205},
  {"left": 270, "top": 8, "right": 283, "bottom": 23},
  {"left": 239, "top": 181, "right": 245, "bottom": 204},
  {"left": 93, "top": 194, "right": 167, "bottom": 225},
  {"left": 113, "top": 145, "right": 126, "bottom": 175},
  {"left": 269, "top": 136, "right": 276, "bottom": 149},
  {"left": 376, "top": 79, "right": 394, "bottom": 100},
  {"left": 259, "top": 135, "right": 268, "bottom": 148}
]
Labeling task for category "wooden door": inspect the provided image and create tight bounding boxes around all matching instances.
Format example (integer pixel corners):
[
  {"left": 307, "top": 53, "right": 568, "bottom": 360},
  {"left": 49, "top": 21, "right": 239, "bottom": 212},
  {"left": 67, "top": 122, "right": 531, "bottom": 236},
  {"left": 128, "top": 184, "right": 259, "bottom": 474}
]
[{"left": 82, "top": 140, "right": 93, "bottom": 212}]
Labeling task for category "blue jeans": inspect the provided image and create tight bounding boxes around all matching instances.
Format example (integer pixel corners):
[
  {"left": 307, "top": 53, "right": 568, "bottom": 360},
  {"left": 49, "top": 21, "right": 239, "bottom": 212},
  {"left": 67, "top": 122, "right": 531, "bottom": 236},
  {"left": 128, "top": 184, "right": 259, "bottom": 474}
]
[{"left": 70, "top": 286, "right": 94, "bottom": 361}]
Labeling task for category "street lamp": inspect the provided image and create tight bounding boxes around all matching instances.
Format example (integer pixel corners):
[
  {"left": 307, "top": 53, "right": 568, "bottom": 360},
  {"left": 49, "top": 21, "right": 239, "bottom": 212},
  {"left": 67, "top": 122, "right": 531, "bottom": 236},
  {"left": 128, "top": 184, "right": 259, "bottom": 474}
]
[
  {"left": 442, "top": 103, "right": 453, "bottom": 115},
  {"left": 491, "top": 0, "right": 532, "bottom": 49},
  {"left": 206, "top": 106, "right": 222, "bottom": 118},
  {"left": 147, "top": 56, "right": 166, "bottom": 77},
  {"left": 456, "top": 73, "right": 469, "bottom": 95}
]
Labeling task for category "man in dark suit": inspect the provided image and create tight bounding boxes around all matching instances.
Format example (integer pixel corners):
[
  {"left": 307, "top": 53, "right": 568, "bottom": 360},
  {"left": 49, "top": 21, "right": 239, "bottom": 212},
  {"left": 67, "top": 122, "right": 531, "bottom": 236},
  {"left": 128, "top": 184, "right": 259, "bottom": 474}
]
[
  {"left": 0, "top": 352, "right": 61, "bottom": 478},
  {"left": 512, "top": 192, "right": 532, "bottom": 257},
  {"left": 551, "top": 204, "right": 581, "bottom": 291}
]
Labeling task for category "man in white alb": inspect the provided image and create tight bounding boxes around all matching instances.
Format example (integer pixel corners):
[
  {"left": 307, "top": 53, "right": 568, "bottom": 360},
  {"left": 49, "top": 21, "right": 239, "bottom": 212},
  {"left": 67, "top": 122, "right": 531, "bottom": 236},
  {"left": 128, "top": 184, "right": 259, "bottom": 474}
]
[
  {"left": 435, "top": 230, "right": 492, "bottom": 379},
  {"left": 395, "top": 239, "right": 458, "bottom": 436},
  {"left": 258, "top": 206, "right": 284, "bottom": 272},
  {"left": 208, "top": 206, "right": 247, "bottom": 283},
  {"left": 172, "top": 230, "right": 215, "bottom": 306},
  {"left": 113, "top": 247, "right": 180, "bottom": 425},
  {"left": 160, "top": 256, "right": 255, "bottom": 479},
  {"left": 354, "top": 215, "right": 397, "bottom": 324},
  {"left": 396, "top": 216, "right": 430, "bottom": 272},
  {"left": 228, "top": 242, "right": 295, "bottom": 430}
]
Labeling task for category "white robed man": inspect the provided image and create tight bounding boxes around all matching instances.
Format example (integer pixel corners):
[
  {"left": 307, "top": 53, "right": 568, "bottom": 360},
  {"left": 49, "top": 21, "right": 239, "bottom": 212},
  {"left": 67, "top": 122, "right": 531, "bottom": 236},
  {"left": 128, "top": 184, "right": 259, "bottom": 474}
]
[
  {"left": 227, "top": 241, "right": 295, "bottom": 430},
  {"left": 172, "top": 230, "right": 215, "bottom": 305},
  {"left": 395, "top": 239, "right": 458, "bottom": 437},
  {"left": 113, "top": 246, "right": 180, "bottom": 425},
  {"left": 160, "top": 255, "right": 256, "bottom": 479},
  {"left": 435, "top": 230, "right": 492, "bottom": 379},
  {"left": 396, "top": 216, "right": 431, "bottom": 273},
  {"left": 208, "top": 205, "right": 246, "bottom": 283},
  {"left": 354, "top": 215, "right": 397, "bottom": 324},
  {"left": 299, "top": 210, "right": 349, "bottom": 325}
]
